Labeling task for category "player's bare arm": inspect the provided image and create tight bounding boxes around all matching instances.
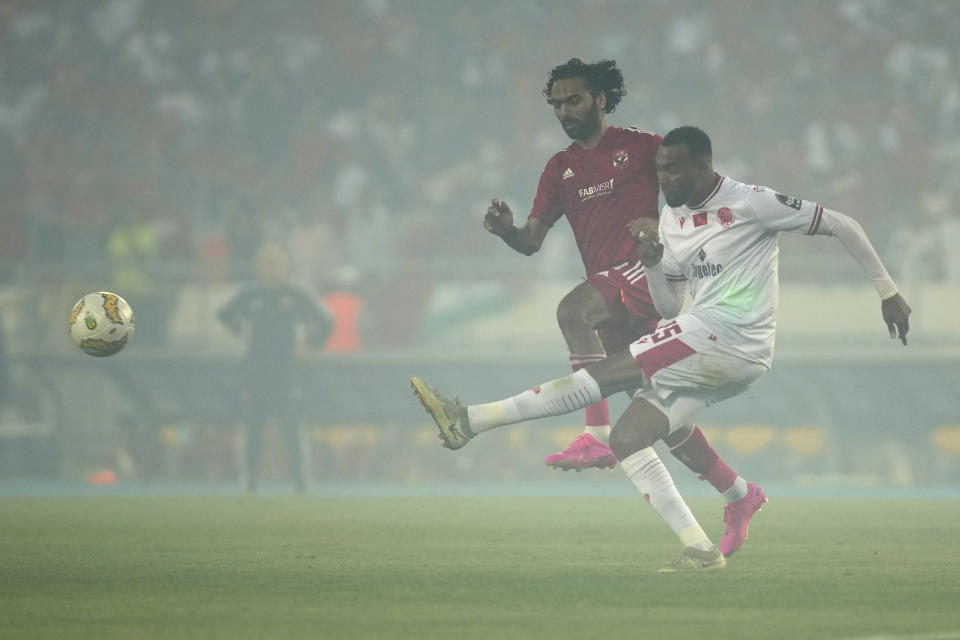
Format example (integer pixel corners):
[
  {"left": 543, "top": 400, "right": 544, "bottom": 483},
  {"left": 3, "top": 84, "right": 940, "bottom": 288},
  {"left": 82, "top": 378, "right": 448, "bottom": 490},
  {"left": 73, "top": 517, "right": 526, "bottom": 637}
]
[{"left": 483, "top": 198, "right": 548, "bottom": 256}]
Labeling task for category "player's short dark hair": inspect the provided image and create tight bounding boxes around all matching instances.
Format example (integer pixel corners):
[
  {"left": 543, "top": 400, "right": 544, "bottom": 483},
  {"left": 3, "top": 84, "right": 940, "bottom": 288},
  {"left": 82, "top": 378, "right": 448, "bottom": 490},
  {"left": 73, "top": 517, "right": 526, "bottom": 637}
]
[
  {"left": 542, "top": 58, "right": 626, "bottom": 114},
  {"left": 662, "top": 126, "right": 712, "bottom": 158}
]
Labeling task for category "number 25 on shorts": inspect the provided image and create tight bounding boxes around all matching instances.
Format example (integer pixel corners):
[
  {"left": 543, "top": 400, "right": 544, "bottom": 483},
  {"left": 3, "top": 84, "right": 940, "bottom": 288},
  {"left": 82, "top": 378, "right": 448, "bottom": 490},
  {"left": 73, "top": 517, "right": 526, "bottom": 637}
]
[{"left": 650, "top": 321, "right": 682, "bottom": 344}]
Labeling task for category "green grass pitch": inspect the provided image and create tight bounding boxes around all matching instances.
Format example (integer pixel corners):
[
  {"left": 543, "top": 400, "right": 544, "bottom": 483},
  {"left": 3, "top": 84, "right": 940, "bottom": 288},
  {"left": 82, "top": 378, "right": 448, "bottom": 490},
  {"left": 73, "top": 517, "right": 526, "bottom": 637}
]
[{"left": 2, "top": 495, "right": 959, "bottom": 639}]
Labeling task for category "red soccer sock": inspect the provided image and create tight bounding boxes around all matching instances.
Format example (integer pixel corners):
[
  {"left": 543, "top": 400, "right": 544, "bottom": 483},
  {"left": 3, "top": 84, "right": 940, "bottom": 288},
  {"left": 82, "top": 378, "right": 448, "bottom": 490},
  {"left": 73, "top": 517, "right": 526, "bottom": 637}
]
[
  {"left": 570, "top": 354, "right": 610, "bottom": 428},
  {"left": 669, "top": 425, "right": 738, "bottom": 493},
  {"left": 584, "top": 399, "right": 610, "bottom": 428}
]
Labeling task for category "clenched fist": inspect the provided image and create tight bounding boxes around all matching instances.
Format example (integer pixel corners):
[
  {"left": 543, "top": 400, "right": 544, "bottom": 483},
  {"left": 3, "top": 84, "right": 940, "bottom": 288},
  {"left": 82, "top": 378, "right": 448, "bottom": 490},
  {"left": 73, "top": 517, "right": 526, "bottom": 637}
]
[
  {"left": 483, "top": 199, "right": 515, "bottom": 237},
  {"left": 627, "top": 218, "right": 663, "bottom": 267}
]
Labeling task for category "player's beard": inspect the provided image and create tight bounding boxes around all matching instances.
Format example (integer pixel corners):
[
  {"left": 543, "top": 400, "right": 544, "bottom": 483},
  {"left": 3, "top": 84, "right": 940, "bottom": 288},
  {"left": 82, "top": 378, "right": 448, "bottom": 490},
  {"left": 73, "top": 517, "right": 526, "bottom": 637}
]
[
  {"left": 561, "top": 104, "right": 601, "bottom": 141},
  {"left": 662, "top": 179, "right": 695, "bottom": 208},
  {"left": 663, "top": 190, "right": 689, "bottom": 208}
]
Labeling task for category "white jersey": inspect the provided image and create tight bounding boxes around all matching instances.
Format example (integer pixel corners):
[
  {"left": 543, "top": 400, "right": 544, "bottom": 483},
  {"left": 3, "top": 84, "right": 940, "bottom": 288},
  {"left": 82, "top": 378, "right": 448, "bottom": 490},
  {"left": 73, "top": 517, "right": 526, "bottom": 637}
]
[{"left": 657, "top": 174, "right": 895, "bottom": 369}]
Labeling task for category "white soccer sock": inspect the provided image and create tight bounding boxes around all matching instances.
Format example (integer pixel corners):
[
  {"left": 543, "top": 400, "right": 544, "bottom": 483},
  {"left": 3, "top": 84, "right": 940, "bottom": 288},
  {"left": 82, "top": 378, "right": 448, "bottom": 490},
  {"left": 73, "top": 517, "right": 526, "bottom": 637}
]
[
  {"left": 584, "top": 425, "right": 611, "bottom": 445},
  {"left": 467, "top": 369, "right": 603, "bottom": 434},
  {"left": 722, "top": 476, "right": 749, "bottom": 503},
  {"left": 620, "top": 447, "right": 714, "bottom": 552}
]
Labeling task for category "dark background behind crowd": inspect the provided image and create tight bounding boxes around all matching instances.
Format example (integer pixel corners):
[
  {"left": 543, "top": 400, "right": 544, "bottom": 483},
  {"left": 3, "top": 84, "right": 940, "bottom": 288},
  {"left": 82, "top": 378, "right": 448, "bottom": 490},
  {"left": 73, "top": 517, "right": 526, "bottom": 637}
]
[{"left": 2, "top": 1, "right": 959, "bottom": 343}]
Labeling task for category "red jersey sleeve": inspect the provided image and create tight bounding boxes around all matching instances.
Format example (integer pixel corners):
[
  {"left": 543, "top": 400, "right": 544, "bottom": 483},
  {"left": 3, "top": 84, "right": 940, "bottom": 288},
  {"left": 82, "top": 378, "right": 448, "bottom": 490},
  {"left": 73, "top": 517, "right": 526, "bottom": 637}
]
[{"left": 529, "top": 153, "right": 564, "bottom": 226}]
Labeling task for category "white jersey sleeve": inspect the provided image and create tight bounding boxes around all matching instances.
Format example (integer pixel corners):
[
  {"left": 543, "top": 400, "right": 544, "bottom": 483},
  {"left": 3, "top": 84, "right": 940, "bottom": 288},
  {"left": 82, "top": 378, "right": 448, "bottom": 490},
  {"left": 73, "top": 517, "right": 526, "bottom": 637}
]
[
  {"left": 658, "top": 216, "right": 687, "bottom": 280},
  {"left": 745, "top": 187, "right": 825, "bottom": 235},
  {"left": 815, "top": 207, "right": 899, "bottom": 298},
  {"left": 747, "top": 187, "right": 899, "bottom": 299},
  {"left": 643, "top": 261, "right": 686, "bottom": 319},
  {"left": 643, "top": 215, "right": 687, "bottom": 319}
]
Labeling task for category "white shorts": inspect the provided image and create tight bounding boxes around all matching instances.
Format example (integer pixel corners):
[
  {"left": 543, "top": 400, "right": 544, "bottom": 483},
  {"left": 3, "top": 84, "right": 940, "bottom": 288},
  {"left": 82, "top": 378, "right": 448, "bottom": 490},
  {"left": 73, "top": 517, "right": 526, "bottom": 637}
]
[{"left": 627, "top": 315, "right": 767, "bottom": 432}]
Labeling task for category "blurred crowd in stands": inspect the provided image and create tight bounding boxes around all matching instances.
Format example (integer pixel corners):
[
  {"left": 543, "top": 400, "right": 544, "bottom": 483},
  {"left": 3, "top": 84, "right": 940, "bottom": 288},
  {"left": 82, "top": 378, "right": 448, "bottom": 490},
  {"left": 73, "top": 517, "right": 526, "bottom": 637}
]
[{"left": 1, "top": 0, "right": 958, "bottom": 348}]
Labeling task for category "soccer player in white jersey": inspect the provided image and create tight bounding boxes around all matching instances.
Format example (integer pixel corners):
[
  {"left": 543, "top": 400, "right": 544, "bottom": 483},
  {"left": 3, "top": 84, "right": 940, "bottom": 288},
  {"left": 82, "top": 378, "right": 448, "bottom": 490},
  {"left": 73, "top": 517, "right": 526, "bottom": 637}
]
[{"left": 411, "top": 126, "right": 911, "bottom": 572}]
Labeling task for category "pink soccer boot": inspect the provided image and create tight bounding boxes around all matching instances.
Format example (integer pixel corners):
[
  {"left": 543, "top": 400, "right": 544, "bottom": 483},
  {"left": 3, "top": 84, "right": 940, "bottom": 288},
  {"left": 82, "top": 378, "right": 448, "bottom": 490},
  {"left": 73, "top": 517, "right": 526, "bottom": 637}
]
[
  {"left": 720, "top": 482, "right": 767, "bottom": 557},
  {"left": 545, "top": 433, "right": 617, "bottom": 471}
]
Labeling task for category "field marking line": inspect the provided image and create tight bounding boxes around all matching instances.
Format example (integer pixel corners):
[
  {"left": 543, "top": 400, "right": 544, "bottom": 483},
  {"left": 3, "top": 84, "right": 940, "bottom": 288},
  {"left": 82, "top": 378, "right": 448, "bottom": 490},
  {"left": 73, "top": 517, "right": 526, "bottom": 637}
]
[{"left": 834, "top": 632, "right": 960, "bottom": 640}]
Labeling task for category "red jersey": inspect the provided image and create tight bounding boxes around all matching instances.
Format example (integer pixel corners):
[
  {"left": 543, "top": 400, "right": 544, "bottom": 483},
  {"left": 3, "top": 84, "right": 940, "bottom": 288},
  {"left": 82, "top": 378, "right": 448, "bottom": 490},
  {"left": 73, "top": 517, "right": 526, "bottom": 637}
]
[{"left": 529, "top": 126, "right": 662, "bottom": 275}]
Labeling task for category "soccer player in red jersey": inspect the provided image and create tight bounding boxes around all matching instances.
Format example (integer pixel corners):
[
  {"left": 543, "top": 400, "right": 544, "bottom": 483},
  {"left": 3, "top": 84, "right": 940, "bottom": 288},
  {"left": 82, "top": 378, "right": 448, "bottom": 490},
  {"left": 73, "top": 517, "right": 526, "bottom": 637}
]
[{"left": 482, "top": 59, "right": 763, "bottom": 555}]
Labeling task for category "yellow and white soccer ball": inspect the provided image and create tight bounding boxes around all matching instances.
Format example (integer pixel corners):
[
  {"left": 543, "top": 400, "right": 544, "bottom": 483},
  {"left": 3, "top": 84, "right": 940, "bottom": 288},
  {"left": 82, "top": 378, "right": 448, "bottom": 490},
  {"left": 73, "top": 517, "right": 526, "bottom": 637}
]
[{"left": 68, "top": 292, "right": 135, "bottom": 357}]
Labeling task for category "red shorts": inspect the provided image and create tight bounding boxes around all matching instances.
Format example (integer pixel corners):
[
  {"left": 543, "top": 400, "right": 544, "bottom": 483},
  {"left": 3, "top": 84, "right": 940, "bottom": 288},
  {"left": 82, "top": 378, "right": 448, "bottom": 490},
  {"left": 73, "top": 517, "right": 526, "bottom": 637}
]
[{"left": 586, "top": 258, "right": 661, "bottom": 348}]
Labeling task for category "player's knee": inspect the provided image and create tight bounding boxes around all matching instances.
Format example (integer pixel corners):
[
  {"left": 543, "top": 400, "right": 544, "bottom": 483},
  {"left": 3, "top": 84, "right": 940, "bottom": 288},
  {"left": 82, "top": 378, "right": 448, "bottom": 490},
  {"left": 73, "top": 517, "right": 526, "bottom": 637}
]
[
  {"left": 662, "top": 422, "right": 694, "bottom": 448},
  {"left": 609, "top": 422, "right": 654, "bottom": 460},
  {"left": 556, "top": 288, "right": 600, "bottom": 332},
  {"left": 555, "top": 293, "right": 582, "bottom": 331}
]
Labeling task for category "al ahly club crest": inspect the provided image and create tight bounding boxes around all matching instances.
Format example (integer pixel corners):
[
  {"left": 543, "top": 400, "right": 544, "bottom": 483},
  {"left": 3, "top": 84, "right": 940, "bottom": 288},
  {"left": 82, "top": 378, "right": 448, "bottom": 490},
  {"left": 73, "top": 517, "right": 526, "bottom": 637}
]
[{"left": 612, "top": 148, "right": 629, "bottom": 166}]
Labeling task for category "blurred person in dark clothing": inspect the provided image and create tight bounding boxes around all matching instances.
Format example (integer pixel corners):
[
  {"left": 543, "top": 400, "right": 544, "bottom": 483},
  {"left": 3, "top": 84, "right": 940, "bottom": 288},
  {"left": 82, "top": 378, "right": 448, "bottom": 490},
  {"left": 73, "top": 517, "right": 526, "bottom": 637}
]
[
  {"left": 218, "top": 243, "right": 333, "bottom": 492},
  {"left": 0, "top": 313, "right": 9, "bottom": 411}
]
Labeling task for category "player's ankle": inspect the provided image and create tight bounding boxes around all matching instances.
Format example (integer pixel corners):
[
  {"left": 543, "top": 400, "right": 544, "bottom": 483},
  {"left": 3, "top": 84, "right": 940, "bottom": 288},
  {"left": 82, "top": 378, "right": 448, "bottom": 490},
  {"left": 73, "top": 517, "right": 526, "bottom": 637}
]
[{"left": 584, "top": 425, "right": 610, "bottom": 445}]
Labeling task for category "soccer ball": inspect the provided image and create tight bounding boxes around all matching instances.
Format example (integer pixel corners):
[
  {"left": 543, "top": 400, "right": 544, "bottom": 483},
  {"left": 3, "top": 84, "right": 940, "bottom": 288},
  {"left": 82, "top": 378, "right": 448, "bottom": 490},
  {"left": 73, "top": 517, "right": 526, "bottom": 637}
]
[{"left": 68, "top": 292, "right": 135, "bottom": 357}]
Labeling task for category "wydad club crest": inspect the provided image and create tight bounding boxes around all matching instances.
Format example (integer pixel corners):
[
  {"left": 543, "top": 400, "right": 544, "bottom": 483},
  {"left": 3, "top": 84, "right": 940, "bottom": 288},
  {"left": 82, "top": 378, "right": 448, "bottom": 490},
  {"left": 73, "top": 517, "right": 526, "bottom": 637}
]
[
  {"left": 612, "top": 149, "right": 629, "bottom": 166},
  {"left": 717, "top": 207, "right": 734, "bottom": 229}
]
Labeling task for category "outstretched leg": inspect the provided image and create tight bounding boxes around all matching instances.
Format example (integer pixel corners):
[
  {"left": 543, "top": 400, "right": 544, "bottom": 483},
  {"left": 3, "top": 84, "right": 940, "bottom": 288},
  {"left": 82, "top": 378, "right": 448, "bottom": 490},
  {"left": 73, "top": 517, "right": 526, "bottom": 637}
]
[
  {"left": 412, "top": 313, "right": 769, "bottom": 563},
  {"left": 412, "top": 350, "right": 640, "bottom": 450},
  {"left": 411, "top": 352, "right": 725, "bottom": 571}
]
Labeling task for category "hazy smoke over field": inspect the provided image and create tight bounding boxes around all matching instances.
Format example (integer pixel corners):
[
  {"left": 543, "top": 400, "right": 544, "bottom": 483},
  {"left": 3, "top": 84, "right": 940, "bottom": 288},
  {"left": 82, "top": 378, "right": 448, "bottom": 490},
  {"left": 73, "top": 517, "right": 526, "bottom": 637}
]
[{"left": 0, "top": 0, "right": 958, "bottom": 492}]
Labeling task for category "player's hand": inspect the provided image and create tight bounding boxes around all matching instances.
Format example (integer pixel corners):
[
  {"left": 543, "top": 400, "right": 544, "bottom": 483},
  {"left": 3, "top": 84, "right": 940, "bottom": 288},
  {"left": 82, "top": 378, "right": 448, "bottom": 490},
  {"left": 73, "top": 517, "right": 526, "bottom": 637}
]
[
  {"left": 627, "top": 218, "right": 658, "bottom": 240},
  {"left": 483, "top": 199, "right": 515, "bottom": 236},
  {"left": 628, "top": 218, "right": 663, "bottom": 267},
  {"left": 881, "top": 293, "right": 911, "bottom": 345}
]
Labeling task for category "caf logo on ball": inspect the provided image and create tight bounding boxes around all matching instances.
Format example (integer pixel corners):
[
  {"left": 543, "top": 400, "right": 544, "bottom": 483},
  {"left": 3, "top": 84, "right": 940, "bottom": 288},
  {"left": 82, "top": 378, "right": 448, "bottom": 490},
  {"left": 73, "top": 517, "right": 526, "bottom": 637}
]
[{"left": 68, "top": 292, "right": 135, "bottom": 357}]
